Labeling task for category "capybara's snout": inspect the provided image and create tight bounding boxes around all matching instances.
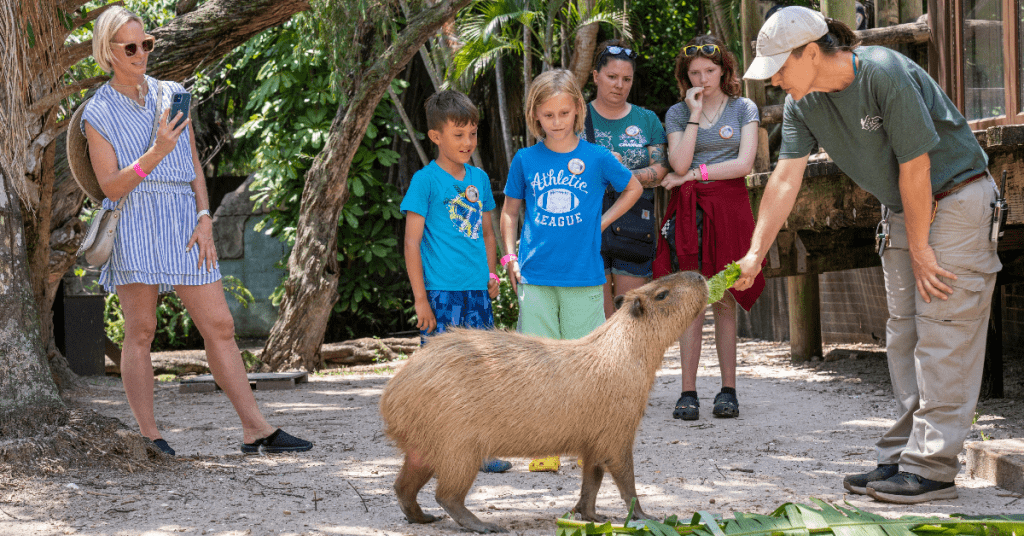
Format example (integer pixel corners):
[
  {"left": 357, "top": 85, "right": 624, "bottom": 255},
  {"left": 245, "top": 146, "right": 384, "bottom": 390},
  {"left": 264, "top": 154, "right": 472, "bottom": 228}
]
[{"left": 613, "top": 270, "right": 708, "bottom": 318}]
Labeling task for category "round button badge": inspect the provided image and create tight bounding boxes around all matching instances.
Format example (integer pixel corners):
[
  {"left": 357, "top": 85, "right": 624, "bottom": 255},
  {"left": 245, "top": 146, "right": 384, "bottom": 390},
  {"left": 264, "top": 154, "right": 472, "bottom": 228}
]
[
  {"left": 719, "top": 125, "right": 734, "bottom": 139},
  {"left": 465, "top": 185, "right": 480, "bottom": 203},
  {"left": 568, "top": 158, "right": 586, "bottom": 175},
  {"left": 625, "top": 125, "right": 640, "bottom": 137}
]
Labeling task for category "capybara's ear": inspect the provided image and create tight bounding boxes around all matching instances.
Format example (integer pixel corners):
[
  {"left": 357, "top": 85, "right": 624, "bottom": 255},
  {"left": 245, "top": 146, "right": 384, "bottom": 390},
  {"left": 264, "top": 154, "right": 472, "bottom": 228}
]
[
  {"left": 630, "top": 297, "right": 644, "bottom": 317},
  {"left": 614, "top": 295, "right": 625, "bottom": 310}
]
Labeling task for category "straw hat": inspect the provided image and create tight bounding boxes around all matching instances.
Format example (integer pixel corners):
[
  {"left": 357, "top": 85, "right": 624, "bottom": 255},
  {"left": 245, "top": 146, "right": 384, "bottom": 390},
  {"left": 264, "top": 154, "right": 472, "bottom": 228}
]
[{"left": 67, "top": 99, "right": 106, "bottom": 204}]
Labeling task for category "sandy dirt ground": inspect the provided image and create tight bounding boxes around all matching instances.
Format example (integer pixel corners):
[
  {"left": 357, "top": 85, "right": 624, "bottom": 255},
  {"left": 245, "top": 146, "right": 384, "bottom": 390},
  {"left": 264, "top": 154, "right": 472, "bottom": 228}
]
[{"left": 2, "top": 317, "right": 1022, "bottom": 536}]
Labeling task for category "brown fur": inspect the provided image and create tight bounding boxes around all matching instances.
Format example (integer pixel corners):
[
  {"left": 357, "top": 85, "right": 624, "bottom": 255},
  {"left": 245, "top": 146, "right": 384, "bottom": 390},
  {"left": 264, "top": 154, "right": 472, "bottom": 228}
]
[{"left": 379, "top": 271, "right": 708, "bottom": 533}]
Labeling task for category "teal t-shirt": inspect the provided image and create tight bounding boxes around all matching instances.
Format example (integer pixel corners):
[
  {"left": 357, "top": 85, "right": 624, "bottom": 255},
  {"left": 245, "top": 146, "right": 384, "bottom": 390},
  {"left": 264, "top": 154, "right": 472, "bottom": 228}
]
[
  {"left": 400, "top": 161, "right": 496, "bottom": 291},
  {"left": 778, "top": 46, "right": 988, "bottom": 212},
  {"left": 587, "top": 103, "right": 667, "bottom": 171}
]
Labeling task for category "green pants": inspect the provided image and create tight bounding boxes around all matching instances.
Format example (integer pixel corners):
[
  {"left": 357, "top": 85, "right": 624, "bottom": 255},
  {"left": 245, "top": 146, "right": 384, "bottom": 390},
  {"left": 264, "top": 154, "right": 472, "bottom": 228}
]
[{"left": 516, "top": 284, "right": 604, "bottom": 340}]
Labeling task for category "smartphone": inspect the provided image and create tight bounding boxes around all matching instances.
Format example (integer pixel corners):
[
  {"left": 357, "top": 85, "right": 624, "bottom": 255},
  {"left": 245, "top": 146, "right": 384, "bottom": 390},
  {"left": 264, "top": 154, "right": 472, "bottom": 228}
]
[{"left": 169, "top": 91, "right": 191, "bottom": 129}]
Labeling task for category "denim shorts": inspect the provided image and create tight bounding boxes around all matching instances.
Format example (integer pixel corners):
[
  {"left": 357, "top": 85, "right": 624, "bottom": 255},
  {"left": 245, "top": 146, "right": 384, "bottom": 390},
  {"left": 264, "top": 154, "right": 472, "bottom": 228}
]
[
  {"left": 603, "top": 253, "right": 653, "bottom": 278},
  {"left": 419, "top": 289, "right": 494, "bottom": 345}
]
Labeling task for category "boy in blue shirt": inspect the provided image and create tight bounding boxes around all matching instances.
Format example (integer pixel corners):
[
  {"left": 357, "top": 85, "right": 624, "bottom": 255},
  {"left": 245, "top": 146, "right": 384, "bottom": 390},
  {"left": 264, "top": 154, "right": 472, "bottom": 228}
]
[{"left": 399, "top": 90, "right": 509, "bottom": 473}]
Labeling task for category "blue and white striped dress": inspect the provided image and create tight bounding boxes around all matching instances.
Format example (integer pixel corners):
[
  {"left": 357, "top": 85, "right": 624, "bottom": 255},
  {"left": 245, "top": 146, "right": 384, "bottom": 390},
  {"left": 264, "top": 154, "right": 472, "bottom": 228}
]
[{"left": 81, "top": 75, "right": 221, "bottom": 294}]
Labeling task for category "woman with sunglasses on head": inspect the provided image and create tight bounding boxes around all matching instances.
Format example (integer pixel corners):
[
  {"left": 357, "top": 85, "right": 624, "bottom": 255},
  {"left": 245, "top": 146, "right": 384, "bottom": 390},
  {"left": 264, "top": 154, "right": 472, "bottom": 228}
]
[
  {"left": 79, "top": 7, "right": 312, "bottom": 456},
  {"left": 586, "top": 39, "right": 670, "bottom": 318},
  {"left": 655, "top": 35, "right": 764, "bottom": 422}
]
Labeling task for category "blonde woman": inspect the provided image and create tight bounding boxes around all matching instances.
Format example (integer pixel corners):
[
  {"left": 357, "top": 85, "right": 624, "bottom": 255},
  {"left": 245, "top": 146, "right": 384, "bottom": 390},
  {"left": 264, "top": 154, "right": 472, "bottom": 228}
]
[{"left": 80, "top": 7, "right": 311, "bottom": 455}]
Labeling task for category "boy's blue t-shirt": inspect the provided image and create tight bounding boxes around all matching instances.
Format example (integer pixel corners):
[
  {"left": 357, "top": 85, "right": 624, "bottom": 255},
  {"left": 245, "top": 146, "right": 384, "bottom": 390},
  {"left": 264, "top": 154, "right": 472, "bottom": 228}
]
[
  {"left": 505, "top": 139, "right": 632, "bottom": 287},
  {"left": 400, "top": 161, "right": 496, "bottom": 291}
]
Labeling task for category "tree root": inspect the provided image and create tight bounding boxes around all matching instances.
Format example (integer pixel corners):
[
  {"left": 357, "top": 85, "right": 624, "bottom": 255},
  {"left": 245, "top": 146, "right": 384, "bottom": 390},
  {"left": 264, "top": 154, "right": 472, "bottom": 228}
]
[{"left": 0, "top": 408, "right": 172, "bottom": 475}]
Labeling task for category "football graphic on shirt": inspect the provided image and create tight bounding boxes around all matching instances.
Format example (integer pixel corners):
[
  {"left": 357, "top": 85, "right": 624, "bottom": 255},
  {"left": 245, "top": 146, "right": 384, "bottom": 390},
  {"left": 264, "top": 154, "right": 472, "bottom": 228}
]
[{"left": 537, "top": 188, "right": 580, "bottom": 214}]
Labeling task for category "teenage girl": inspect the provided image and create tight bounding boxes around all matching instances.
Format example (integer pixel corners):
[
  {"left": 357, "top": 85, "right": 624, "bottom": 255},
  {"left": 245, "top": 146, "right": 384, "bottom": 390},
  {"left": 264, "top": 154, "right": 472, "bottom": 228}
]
[{"left": 499, "top": 69, "right": 641, "bottom": 472}]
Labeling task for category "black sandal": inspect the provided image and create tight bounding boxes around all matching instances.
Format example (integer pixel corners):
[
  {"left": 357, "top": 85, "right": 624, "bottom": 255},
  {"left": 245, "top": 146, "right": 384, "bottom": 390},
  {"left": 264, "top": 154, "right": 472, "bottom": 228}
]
[
  {"left": 241, "top": 429, "right": 313, "bottom": 454},
  {"left": 672, "top": 392, "right": 699, "bottom": 420},
  {"left": 712, "top": 391, "right": 739, "bottom": 418}
]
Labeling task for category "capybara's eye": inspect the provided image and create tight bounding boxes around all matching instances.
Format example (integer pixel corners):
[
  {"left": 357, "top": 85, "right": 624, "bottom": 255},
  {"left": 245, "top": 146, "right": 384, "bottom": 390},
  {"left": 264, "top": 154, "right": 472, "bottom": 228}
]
[{"left": 655, "top": 290, "right": 669, "bottom": 301}]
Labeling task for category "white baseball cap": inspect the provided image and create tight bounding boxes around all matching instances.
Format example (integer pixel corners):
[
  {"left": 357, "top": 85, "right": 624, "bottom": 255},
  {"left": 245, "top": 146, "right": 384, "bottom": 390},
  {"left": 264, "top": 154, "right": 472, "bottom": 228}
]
[{"left": 743, "top": 6, "right": 828, "bottom": 80}]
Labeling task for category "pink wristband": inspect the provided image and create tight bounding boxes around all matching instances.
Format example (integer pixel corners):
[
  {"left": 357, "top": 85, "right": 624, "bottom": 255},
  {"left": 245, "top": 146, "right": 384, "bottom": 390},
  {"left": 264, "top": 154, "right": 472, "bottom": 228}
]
[
  {"left": 489, "top": 273, "right": 500, "bottom": 283},
  {"left": 132, "top": 162, "right": 148, "bottom": 178},
  {"left": 500, "top": 254, "right": 517, "bottom": 267},
  {"left": 699, "top": 163, "right": 709, "bottom": 182}
]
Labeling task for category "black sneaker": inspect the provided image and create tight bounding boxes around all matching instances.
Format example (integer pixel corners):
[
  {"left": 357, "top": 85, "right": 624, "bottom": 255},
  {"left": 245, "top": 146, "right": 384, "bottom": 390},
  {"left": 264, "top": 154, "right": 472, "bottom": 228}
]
[
  {"left": 843, "top": 463, "right": 897, "bottom": 494},
  {"left": 866, "top": 471, "right": 957, "bottom": 504}
]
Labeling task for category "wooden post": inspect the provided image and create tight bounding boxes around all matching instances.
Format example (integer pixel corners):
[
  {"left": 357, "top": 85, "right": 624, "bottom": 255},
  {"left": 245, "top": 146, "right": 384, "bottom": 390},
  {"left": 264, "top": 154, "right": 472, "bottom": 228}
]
[
  {"left": 786, "top": 274, "right": 822, "bottom": 362},
  {"left": 875, "top": 0, "right": 900, "bottom": 27},
  {"left": 820, "top": 0, "right": 857, "bottom": 27}
]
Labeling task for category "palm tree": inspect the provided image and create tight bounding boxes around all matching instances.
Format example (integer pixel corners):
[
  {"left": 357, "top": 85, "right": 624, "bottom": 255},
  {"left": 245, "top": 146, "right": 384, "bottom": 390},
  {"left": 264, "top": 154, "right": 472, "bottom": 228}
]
[{"left": 448, "top": 0, "right": 631, "bottom": 161}]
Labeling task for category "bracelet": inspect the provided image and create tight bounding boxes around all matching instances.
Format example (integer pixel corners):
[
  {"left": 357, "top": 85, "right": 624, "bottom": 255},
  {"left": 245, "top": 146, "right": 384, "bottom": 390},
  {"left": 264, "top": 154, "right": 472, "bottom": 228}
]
[
  {"left": 197, "top": 209, "right": 211, "bottom": 220},
  {"left": 132, "top": 162, "right": 148, "bottom": 178},
  {"left": 500, "top": 254, "right": 517, "bottom": 267},
  {"left": 699, "top": 163, "right": 709, "bottom": 182},
  {"left": 687, "top": 121, "right": 699, "bottom": 126},
  {"left": 489, "top": 272, "right": 500, "bottom": 283}
]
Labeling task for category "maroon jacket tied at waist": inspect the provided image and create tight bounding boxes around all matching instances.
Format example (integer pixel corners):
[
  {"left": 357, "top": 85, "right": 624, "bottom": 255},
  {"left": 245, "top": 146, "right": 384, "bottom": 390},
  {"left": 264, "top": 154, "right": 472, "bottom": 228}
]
[{"left": 653, "top": 177, "right": 765, "bottom": 311}]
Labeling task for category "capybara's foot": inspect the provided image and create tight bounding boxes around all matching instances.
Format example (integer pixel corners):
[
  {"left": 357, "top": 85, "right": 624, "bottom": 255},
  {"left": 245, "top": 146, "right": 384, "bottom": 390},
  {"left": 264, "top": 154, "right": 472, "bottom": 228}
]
[
  {"left": 438, "top": 499, "right": 506, "bottom": 533},
  {"left": 398, "top": 500, "right": 438, "bottom": 524},
  {"left": 571, "top": 506, "right": 607, "bottom": 523},
  {"left": 629, "top": 505, "right": 649, "bottom": 521}
]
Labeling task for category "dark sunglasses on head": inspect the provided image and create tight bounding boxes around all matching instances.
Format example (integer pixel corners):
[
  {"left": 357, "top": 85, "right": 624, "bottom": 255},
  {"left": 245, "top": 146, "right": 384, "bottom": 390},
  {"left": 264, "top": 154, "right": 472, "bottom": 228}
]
[
  {"left": 601, "top": 45, "right": 638, "bottom": 60},
  {"left": 111, "top": 36, "right": 155, "bottom": 57},
  {"left": 683, "top": 44, "right": 721, "bottom": 57}
]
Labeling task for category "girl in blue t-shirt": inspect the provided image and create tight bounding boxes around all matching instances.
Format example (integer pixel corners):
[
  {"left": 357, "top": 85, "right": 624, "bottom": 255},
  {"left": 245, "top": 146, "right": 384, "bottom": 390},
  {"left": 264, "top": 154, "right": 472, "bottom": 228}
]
[{"left": 499, "top": 69, "right": 641, "bottom": 471}]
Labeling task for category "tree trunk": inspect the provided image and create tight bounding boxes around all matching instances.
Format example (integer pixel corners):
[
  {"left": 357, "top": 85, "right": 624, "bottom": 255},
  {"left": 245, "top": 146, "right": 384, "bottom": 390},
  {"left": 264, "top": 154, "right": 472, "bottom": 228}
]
[
  {"left": 569, "top": 0, "right": 599, "bottom": 90},
  {"left": 15, "top": 0, "right": 309, "bottom": 391},
  {"left": 261, "top": 0, "right": 474, "bottom": 372},
  {"left": 0, "top": 0, "right": 65, "bottom": 427},
  {"left": 495, "top": 54, "right": 515, "bottom": 165}
]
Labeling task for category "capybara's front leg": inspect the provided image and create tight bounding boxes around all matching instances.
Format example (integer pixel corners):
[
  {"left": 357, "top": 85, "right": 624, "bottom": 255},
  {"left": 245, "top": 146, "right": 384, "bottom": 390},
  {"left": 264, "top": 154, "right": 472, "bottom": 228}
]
[
  {"left": 395, "top": 452, "right": 438, "bottom": 524},
  {"left": 572, "top": 457, "right": 606, "bottom": 522},
  {"left": 606, "top": 447, "right": 648, "bottom": 521},
  {"left": 435, "top": 460, "right": 506, "bottom": 533}
]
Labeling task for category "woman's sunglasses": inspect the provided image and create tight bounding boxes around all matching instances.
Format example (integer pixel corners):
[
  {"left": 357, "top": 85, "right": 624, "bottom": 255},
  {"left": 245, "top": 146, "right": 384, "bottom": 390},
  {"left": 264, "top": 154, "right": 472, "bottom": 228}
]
[
  {"left": 683, "top": 44, "right": 721, "bottom": 57},
  {"left": 111, "top": 36, "right": 155, "bottom": 57},
  {"left": 601, "top": 45, "right": 638, "bottom": 60}
]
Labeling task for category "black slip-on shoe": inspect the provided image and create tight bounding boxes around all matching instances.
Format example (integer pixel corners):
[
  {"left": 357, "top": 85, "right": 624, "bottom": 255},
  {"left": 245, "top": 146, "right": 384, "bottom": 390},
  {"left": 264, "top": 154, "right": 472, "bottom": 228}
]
[{"left": 241, "top": 429, "right": 313, "bottom": 454}]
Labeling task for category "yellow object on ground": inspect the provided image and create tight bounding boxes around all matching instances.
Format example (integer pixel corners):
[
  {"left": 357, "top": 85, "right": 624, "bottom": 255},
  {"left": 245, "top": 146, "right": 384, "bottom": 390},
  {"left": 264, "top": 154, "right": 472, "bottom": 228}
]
[{"left": 528, "top": 456, "right": 560, "bottom": 472}]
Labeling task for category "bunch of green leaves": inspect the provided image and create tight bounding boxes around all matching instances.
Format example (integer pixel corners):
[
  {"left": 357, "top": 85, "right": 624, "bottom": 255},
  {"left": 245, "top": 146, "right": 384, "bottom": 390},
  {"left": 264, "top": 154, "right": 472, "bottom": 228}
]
[
  {"left": 229, "top": 18, "right": 411, "bottom": 339},
  {"left": 707, "top": 262, "right": 741, "bottom": 304},
  {"left": 105, "top": 276, "right": 254, "bottom": 351},
  {"left": 557, "top": 498, "right": 1024, "bottom": 536}
]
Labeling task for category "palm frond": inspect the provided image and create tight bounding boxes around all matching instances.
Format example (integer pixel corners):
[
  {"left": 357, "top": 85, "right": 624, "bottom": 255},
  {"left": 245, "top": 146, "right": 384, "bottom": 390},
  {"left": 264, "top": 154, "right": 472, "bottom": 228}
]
[{"left": 556, "top": 498, "right": 1024, "bottom": 536}]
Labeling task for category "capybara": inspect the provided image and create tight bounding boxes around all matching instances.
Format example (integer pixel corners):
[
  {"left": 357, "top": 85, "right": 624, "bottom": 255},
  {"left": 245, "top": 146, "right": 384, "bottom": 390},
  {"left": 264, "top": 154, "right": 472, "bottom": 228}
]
[{"left": 379, "top": 271, "right": 708, "bottom": 533}]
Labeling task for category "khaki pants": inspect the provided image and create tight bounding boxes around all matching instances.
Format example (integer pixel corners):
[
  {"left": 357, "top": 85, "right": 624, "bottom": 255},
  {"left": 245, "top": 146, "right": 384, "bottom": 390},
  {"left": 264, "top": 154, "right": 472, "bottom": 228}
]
[{"left": 876, "top": 177, "right": 1001, "bottom": 482}]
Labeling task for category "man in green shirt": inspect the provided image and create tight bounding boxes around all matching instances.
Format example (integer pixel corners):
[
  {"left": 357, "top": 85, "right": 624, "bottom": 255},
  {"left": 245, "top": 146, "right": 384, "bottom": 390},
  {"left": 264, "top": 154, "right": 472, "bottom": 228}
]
[{"left": 736, "top": 7, "right": 1000, "bottom": 504}]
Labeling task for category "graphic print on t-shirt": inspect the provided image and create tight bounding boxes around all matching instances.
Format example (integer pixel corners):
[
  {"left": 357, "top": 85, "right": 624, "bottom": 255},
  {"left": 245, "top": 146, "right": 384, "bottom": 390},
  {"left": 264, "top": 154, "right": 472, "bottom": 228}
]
[
  {"left": 594, "top": 127, "right": 650, "bottom": 170},
  {"left": 530, "top": 168, "right": 589, "bottom": 227},
  {"left": 445, "top": 188, "right": 483, "bottom": 239}
]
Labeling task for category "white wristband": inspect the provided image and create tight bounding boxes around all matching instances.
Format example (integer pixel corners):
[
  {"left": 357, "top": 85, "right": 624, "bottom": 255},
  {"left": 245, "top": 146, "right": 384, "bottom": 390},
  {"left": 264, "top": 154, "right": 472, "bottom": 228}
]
[{"left": 197, "top": 209, "right": 211, "bottom": 220}]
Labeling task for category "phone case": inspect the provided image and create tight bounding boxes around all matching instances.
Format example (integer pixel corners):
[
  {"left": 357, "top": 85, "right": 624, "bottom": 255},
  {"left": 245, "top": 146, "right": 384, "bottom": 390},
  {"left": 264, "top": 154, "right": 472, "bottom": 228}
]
[{"left": 169, "top": 92, "right": 191, "bottom": 129}]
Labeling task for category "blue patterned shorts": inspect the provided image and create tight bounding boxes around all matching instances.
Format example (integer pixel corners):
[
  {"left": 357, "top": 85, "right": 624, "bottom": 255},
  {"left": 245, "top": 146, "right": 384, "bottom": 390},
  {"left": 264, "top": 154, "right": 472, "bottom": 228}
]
[{"left": 420, "top": 289, "right": 494, "bottom": 345}]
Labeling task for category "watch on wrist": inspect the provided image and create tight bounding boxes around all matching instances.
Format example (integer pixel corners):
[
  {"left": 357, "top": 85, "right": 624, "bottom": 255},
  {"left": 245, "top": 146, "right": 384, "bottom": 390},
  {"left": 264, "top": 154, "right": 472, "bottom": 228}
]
[{"left": 197, "top": 209, "right": 211, "bottom": 220}]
